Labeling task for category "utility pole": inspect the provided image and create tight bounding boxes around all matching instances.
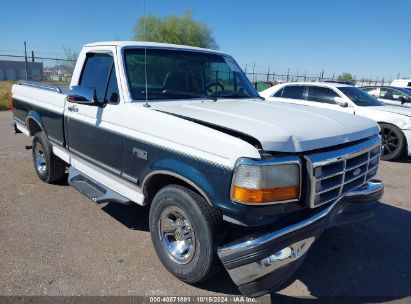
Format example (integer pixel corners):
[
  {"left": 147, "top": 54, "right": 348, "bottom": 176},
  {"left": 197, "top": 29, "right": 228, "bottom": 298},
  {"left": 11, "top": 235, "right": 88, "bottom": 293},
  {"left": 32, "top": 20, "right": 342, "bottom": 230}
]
[
  {"left": 24, "top": 41, "right": 29, "bottom": 80},
  {"left": 252, "top": 62, "right": 256, "bottom": 83},
  {"left": 56, "top": 58, "right": 59, "bottom": 79},
  {"left": 31, "top": 51, "right": 35, "bottom": 62}
]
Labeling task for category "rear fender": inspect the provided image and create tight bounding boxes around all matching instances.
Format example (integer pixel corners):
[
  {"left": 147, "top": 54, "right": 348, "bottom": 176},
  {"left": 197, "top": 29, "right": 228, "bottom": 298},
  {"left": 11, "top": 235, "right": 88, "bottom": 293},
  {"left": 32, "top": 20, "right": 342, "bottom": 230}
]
[{"left": 25, "top": 111, "right": 46, "bottom": 136}]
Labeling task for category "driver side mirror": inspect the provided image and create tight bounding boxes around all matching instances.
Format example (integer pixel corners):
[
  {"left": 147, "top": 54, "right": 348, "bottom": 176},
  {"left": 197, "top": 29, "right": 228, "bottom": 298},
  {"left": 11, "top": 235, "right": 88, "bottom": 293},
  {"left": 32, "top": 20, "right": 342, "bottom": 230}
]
[
  {"left": 400, "top": 96, "right": 410, "bottom": 105},
  {"left": 67, "top": 86, "right": 101, "bottom": 106},
  {"left": 334, "top": 96, "right": 349, "bottom": 107}
]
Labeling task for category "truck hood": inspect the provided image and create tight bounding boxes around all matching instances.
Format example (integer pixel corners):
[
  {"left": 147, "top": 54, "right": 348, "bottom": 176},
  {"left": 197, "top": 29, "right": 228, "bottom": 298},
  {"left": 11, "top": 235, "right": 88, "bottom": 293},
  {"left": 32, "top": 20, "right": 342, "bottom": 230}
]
[{"left": 150, "top": 99, "right": 379, "bottom": 152}]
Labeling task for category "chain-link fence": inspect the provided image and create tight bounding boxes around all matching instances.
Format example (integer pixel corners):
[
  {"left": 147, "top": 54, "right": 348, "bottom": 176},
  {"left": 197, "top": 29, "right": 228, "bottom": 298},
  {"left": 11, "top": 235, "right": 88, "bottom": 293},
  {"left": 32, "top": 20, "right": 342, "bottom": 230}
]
[
  {"left": 0, "top": 53, "right": 76, "bottom": 83},
  {"left": 0, "top": 52, "right": 398, "bottom": 88},
  {"left": 243, "top": 66, "right": 393, "bottom": 87}
]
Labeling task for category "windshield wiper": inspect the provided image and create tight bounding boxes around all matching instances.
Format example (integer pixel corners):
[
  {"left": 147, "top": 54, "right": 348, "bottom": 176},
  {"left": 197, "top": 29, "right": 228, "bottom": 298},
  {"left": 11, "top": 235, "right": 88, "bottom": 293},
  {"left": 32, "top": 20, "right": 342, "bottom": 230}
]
[{"left": 142, "top": 89, "right": 216, "bottom": 101}]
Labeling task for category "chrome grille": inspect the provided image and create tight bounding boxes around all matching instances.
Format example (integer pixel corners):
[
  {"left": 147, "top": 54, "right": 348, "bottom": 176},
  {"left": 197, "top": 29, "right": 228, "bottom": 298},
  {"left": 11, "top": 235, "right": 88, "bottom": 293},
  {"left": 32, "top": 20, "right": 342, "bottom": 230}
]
[{"left": 305, "top": 136, "right": 381, "bottom": 208}]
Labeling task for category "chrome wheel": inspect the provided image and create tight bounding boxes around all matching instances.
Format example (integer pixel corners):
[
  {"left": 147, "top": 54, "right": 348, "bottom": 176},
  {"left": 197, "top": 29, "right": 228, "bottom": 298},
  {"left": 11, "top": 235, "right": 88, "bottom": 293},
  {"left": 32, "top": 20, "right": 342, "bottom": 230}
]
[
  {"left": 159, "top": 206, "right": 195, "bottom": 264},
  {"left": 34, "top": 142, "right": 47, "bottom": 174}
]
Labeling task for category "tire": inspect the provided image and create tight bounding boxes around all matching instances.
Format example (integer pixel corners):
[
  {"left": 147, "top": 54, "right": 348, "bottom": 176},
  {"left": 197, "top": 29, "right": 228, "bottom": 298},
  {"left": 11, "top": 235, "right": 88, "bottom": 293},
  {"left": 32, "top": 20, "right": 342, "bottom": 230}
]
[
  {"left": 379, "top": 123, "right": 405, "bottom": 161},
  {"left": 32, "top": 132, "right": 67, "bottom": 183},
  {"left": 149, "top": 184, "right": 222, "bottom": 284}
]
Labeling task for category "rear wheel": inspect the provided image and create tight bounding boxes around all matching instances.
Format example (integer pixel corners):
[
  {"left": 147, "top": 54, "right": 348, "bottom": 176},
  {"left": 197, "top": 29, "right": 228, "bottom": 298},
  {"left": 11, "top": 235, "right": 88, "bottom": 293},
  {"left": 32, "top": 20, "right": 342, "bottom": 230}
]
[
  {"left": 149, "top": 185, "right": 222, "bottom": 284},
  {"left": 32, "top": 132, "right": 67, "bottom": 183},
  {"left": 379, "top": 123, "right": 405, "bottom": 161}
]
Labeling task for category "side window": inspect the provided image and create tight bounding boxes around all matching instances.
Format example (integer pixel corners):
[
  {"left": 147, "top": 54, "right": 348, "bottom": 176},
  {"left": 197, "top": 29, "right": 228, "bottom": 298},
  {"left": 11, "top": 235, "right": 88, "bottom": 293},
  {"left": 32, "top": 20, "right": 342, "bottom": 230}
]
[
  {"left": 391, "top": 90, "right": 406, "bottom": 101},
  {"left": 307, "top": 86, "right": 339, "bottom": 104},
  {"left": 79, "top": 53, "right": 114, "bottom": 103},
  {"left": 281, "top": 86, "right": 305, "bottom": 100},
  {"left": 104, "top": 67, "right": 119, "bottom": 104},
  {"left": 363, "top": 87, "right": 378, "bottom": 97},
  {"left": 273, "top": 88, "right": 284, "bottom": 97},
  {"left": 380, "top": 88, "right": 396, "bottom": 100}
]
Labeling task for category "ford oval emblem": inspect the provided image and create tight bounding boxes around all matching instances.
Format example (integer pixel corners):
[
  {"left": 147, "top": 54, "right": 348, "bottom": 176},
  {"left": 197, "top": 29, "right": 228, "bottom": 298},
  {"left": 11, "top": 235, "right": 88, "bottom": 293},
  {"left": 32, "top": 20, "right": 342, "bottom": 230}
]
[{"left": 353, "top": 168, "right": 362, "bottom": 176}]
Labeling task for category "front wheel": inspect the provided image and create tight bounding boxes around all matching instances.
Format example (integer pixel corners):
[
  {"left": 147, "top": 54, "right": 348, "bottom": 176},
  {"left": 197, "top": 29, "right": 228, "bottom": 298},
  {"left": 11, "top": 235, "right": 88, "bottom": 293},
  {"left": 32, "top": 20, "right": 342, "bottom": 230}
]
[
  {"left": 149, "top": 185, "right": 222, "bottom": 284},
  {"left": 379, "top": 123, "right": 405, "bottom": 161}
]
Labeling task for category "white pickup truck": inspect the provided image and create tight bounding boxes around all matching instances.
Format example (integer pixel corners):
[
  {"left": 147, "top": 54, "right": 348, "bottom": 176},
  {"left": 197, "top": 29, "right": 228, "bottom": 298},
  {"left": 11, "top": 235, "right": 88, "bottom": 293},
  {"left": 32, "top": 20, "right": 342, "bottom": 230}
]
[{"left": 11, "top": 41, "right": 383, "bottom": 297}]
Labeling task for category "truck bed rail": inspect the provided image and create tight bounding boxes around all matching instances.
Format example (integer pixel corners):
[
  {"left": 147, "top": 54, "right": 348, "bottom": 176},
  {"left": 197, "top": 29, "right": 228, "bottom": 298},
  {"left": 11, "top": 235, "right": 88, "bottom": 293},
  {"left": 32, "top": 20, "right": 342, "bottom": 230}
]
[{"left": 17, "top": 80, "right": 65, "bottom": 94}]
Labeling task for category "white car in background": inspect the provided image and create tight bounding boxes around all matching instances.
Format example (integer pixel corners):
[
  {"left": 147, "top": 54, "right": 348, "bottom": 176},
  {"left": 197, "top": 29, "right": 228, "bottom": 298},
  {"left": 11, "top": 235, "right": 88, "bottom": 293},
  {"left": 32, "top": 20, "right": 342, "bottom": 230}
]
[
  {"left": 261, "top": 82, "right": 411, "bottom": 160},
  {"left": 361, "top": 86, "right": 411, "bottom": 108},
  {"left": 391, "top": 79, "right": 411, "bottom": 89}
]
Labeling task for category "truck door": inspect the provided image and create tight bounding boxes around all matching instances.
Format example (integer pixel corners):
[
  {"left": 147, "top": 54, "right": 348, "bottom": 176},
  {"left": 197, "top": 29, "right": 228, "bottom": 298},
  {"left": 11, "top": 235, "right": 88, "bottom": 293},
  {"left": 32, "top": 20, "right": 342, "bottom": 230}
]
[{"left": 65, "top": 49, "right": 124, "bottom": 176}]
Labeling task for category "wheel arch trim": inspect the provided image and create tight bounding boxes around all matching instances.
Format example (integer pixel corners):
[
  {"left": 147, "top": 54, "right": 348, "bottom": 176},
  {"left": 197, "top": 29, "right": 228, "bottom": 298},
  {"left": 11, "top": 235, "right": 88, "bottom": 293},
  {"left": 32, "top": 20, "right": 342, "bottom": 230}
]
[
  {"left": 141, "top": 170, "right": 213, "bottom": 206},
  {"left": 25, "top": 111, "right": 46, "bottom": 136}
]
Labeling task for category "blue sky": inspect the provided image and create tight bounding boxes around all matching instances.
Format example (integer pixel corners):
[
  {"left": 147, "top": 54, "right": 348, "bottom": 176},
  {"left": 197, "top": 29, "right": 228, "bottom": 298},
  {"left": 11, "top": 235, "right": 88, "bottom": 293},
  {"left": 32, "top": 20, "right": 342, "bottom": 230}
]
[{"left": 1, "top": 0, "right": 410, "bottom": 79}]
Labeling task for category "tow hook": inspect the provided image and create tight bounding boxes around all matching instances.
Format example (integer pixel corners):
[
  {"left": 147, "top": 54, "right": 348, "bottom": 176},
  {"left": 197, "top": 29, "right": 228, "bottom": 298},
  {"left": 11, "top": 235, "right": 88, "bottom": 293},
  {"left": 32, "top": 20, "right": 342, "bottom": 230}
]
[{"left": 25, "top": 145, "right": 32, "bottom": 150}]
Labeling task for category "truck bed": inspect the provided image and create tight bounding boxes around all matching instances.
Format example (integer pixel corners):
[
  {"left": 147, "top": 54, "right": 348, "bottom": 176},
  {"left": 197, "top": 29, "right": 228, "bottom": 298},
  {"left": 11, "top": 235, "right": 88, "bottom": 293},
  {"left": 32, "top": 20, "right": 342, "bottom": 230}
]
[{"left": 12, "top": 80, "right": 68, "bottom": 146}]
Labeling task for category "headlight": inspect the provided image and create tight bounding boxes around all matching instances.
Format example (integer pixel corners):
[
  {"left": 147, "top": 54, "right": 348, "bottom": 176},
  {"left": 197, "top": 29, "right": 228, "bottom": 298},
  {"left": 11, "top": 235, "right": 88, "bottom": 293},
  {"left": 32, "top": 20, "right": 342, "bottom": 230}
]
[{"left": 231, "top": 157, "right": 301, "bottom": 204}]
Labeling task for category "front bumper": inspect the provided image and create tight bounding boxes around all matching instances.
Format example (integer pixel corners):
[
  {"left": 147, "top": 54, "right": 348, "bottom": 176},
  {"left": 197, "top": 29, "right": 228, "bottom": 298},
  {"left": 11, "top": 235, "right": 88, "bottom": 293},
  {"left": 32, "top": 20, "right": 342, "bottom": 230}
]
[{"left": 217, "top": 180, "right": 384, "bottom": 298}]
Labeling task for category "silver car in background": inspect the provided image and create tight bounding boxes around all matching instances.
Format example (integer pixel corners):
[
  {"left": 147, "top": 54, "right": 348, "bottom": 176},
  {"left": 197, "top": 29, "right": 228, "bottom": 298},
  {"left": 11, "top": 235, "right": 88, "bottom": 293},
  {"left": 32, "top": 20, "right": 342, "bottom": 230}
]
[{"left": 362, "top": 86, "right": 411, "bottom": 108}]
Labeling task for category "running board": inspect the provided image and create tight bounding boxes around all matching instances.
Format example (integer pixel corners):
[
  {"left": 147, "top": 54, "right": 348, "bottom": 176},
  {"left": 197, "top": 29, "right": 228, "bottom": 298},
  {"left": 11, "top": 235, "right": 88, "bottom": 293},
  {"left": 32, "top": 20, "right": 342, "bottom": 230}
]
[{"left": 68, "top": 167, "right": 131, "bottom": 205}]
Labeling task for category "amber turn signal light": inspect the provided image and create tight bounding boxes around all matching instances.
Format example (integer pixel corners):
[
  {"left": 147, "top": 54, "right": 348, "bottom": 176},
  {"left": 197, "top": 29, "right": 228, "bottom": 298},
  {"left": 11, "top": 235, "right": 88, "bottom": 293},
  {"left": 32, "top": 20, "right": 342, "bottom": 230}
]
[{"left": 232, "top": 185, "right": 299, "bottom": 204}]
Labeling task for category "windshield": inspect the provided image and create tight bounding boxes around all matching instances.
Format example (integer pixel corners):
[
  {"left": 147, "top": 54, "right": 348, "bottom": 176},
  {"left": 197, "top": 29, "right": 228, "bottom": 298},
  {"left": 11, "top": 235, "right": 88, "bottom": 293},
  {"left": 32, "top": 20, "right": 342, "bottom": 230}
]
[
  {"left": 339, "top": 86, "right": 385, "bottom": 106},
  {"left": 396, "top": 87, "right": 411, "bottom": 96},
  {"left": 123, "top": 48, "right": 258, "bottom": 101}
]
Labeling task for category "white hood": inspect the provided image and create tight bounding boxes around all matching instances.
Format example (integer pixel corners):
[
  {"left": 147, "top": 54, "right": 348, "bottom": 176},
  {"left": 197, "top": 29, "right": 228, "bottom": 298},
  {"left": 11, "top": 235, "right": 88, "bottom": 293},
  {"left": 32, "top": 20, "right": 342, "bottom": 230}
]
[{"left": 150, "top": 99, "right": 380, "bottom": 152}]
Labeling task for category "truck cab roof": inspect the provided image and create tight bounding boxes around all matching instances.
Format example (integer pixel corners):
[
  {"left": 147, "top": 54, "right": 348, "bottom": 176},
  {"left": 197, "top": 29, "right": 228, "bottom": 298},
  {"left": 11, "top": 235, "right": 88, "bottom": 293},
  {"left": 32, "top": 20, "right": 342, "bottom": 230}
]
[{"left": 84, "top": 41, "right": 224, "bottom": 54}]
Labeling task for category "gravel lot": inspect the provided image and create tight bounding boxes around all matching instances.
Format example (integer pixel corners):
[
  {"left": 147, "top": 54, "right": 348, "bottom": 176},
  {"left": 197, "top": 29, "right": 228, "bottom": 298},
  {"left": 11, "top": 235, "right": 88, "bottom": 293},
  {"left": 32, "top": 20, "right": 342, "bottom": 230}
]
[{"left": 1, "top": 110, "right": 410, "bottom": 303}]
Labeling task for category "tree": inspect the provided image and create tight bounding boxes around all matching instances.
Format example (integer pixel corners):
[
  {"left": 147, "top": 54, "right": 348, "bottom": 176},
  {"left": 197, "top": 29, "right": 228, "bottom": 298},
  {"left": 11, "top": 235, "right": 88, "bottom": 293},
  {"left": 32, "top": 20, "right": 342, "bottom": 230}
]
[
  {"left": 337, "top": 73, "right": 354, "bottom": 82},
  {"left": 60, "top": 46, "right": 78, "bottom": 75},
  {"left": 133, "top": 10, "right": 218, "bottom": 49}
]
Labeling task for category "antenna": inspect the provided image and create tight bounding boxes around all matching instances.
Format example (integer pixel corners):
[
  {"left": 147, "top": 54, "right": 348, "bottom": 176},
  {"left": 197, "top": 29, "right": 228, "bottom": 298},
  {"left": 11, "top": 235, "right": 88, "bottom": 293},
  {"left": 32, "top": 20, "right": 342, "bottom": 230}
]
[{"left": 143, "top": 0, "right": 150, "bottom": 108}]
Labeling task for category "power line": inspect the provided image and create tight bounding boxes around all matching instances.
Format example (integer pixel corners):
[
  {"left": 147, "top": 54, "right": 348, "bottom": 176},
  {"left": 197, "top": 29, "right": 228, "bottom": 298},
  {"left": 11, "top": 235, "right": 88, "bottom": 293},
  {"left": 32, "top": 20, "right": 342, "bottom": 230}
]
[{"left": 0, "top": 54, "right": 75, "bottom": 61}]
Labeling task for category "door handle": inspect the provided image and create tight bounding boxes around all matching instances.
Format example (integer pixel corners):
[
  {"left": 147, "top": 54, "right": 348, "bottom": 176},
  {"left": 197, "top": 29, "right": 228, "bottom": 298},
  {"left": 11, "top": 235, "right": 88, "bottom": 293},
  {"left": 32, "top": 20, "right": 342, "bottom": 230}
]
[{"left": 67, "top": 105, "right": 78, "bottom": 112}]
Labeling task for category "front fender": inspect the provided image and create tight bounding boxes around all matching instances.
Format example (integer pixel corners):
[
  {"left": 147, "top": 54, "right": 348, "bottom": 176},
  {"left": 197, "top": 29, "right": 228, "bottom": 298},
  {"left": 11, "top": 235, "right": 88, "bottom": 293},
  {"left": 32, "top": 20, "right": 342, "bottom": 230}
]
[{"left": 142, "top": 158, "right": 221, "bottom": 205}]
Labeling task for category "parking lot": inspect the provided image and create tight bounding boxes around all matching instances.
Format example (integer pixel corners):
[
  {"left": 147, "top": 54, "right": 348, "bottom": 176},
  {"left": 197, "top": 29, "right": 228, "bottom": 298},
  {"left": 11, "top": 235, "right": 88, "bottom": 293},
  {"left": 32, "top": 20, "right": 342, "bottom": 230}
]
[{"left": 0, "top": 110, "right": 410, "bottom": 302}]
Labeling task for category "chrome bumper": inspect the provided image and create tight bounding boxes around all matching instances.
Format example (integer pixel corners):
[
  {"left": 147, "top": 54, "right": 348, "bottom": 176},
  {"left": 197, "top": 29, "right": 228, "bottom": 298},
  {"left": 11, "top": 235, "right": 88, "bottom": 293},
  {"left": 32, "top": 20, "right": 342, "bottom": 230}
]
[{"left": 217, "top": 180, "right": 384, "bottom": 298}]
